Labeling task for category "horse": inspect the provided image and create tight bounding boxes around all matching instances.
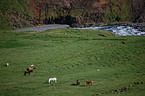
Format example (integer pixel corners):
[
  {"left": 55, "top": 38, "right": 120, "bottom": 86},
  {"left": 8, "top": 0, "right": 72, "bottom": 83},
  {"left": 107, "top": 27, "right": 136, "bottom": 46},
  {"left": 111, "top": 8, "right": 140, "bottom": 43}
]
[
  {"left": 24, "top": 67, "right": 35, "bottom": 75},
  {"left": 76, "top": 79, "right": 80, "bottom": 85},
  {"left": 27, "top": 67, "right": 35, "bottom": 72},
  {"left": 24, "top": 70, "right": 31, "bottom": 75},
  {"left": 85, "top": 80, "right": 93, "bottom": 86},
  {"left": 6, "top": 63, "right": 9, "bottom": 66},
  {"left": 49, "top": 77, "right": 57, "bottom": 83}
]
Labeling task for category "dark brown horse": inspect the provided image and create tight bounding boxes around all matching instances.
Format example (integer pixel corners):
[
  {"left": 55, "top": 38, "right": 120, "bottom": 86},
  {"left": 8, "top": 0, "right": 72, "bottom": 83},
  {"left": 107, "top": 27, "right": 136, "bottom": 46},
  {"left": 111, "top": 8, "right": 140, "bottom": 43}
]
[
  {"left": 27, "top": 67, "right": 35, "bottom": 72},
  {"left": 85, "top": 80, "right": 93, "bottom": 86},
  {"left": 77, "top": 79, "right": 80, "bottom": 85},
  {"left": 24, "top": 67, "right": 35, "bottom": 75}
]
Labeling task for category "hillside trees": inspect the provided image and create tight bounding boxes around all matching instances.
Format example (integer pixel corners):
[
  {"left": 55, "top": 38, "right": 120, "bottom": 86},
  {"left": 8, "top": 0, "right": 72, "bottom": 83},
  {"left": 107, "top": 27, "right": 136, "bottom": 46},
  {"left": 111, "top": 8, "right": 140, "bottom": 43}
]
[
  {"left": 28, "top": 0, "right": 135, "bottom": 26},
  {"left": 1, "top": 0, "right": 144, "bottom": 30}
]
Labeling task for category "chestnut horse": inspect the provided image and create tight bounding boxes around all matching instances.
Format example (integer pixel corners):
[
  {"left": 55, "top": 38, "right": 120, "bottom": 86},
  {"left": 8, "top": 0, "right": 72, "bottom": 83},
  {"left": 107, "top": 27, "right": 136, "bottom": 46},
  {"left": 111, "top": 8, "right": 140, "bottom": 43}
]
[{"left": 85, "top": 80, "right": 93, "bottom": 86}]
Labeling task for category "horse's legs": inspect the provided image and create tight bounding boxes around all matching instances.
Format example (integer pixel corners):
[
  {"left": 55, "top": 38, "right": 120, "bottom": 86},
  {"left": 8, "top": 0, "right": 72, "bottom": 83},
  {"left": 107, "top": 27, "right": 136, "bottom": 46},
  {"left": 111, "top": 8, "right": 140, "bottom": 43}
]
[
  {"left": 24, "top": 71, "right": 26, "bottom": 75},
  {"left": 28, "top": 71, "right": 30, "bottom": 75},
  {"left": 92, "top": 82, "right": 93, "bottom": 86},
  {"left": 91, "top": 81, "right": 93, "bottom": 86}
]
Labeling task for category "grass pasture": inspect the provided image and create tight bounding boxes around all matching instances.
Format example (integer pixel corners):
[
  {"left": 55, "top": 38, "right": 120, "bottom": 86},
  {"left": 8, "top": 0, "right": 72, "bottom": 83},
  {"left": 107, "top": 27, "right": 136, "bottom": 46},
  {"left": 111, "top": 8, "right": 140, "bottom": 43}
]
[{"left": 0, "top": 28, "right": 145, "bottom": 96}]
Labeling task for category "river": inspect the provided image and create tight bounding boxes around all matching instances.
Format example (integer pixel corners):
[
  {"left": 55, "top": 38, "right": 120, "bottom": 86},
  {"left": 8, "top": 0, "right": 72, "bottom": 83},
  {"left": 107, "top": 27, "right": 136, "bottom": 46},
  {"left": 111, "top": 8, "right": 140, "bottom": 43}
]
[{"left": 75, "top": 25, "right": 145, "bottom": 36}]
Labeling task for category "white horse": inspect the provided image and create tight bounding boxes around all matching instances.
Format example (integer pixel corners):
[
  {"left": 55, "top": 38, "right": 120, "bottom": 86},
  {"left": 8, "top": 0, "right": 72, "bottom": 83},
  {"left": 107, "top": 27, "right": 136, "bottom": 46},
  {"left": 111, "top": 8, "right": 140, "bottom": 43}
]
[
  {"left": 49, "top": 77, "right": 57, "bottom": 83},
  {"left": 6, "top": 63, "right": 9, "bottom": 66}
]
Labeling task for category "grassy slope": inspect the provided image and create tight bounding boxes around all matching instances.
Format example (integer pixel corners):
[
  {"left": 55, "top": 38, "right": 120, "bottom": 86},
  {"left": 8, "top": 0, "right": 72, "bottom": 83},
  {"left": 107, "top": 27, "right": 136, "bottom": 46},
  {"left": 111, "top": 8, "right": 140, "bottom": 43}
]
[{"left": 0, "top": 28, "right": 145, "bottom": 96}]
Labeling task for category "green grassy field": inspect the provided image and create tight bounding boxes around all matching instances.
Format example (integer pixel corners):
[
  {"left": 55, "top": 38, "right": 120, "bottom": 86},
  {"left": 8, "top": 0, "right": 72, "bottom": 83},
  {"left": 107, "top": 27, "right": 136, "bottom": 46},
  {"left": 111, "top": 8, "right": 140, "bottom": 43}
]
[{"left": 0, "top": 28, "right": 145, "bottom": 96}]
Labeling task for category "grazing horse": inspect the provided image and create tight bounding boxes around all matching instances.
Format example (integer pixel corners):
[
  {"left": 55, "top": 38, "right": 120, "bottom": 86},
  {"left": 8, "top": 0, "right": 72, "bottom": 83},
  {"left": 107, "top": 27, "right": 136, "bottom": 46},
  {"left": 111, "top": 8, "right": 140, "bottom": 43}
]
[
  {"left": 85, "top": 80, "right": 93, "bottom": 86},
  {"left": 77, "top": 79, "right": 80, "bottom": 85},
  {"left": 27, "top": 67, "right": 35, "bottom": 72},
  {"left": 24, "top": 67, "right": 35, "bottom": 76},
  {"left": 6, "top": 63, "right": 9, "bottom": 66},
  {"left": 49, "top": 77, "right": 57, "bottom": 83}
]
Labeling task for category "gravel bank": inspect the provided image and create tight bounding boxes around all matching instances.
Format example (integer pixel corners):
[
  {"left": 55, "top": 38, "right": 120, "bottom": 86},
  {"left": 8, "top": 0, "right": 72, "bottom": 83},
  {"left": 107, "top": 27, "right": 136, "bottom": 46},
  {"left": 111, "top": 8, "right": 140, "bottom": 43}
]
[{"left": 13, "top": 24, "right": 69, "bottom": 32}]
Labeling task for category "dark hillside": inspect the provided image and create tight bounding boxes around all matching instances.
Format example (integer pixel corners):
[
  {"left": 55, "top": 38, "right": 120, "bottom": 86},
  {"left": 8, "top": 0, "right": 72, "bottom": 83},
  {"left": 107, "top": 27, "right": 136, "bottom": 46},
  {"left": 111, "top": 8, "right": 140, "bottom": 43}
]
[
  {"left": 0, "top": 0, "right": 34, "bottom": 30},
  {"left": 132, "top": 0, "right": 145, "bottom": 22},
  {"left": 0, "top": 0, "right": 145, "bottom": 30}
]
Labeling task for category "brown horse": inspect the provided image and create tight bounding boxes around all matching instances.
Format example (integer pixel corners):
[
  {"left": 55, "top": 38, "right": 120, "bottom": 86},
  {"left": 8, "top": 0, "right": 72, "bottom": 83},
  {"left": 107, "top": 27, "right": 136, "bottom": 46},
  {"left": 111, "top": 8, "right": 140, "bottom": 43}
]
[{"left": 85, "top": 80, "right": 93, "bottom": 86}]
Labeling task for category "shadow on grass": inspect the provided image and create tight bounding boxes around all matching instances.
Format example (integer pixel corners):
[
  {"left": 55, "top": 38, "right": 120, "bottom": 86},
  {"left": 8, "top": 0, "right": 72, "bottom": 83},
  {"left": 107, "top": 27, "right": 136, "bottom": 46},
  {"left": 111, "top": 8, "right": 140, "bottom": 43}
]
[
  {"left": 71, "top": 83, "right": 85, "bottom": 87},
  {"left": 79, "top": 85, "right": 85, "bottom": 87},
  {"left": 43, "top": 81, "right": 49, "bottom": 84},
  {"left": 43, "top": 81, "right": 57, "bottom": 85}
]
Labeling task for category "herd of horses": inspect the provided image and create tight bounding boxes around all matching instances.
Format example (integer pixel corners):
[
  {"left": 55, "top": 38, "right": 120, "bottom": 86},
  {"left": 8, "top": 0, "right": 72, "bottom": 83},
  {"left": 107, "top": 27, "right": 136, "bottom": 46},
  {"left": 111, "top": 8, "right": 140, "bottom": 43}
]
[
  {"left": 24, "top": 66, "right": 93, "bottom": 86},
  {"left": 48, "top": 78, "right": 93, "bottom": 86}
]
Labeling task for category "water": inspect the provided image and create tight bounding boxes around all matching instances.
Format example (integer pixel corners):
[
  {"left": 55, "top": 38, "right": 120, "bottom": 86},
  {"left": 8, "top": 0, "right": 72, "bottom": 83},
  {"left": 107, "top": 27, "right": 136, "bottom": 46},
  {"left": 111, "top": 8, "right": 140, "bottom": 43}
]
[{"left": 75, "top": 25, "right": 145, "bottom": 36}]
